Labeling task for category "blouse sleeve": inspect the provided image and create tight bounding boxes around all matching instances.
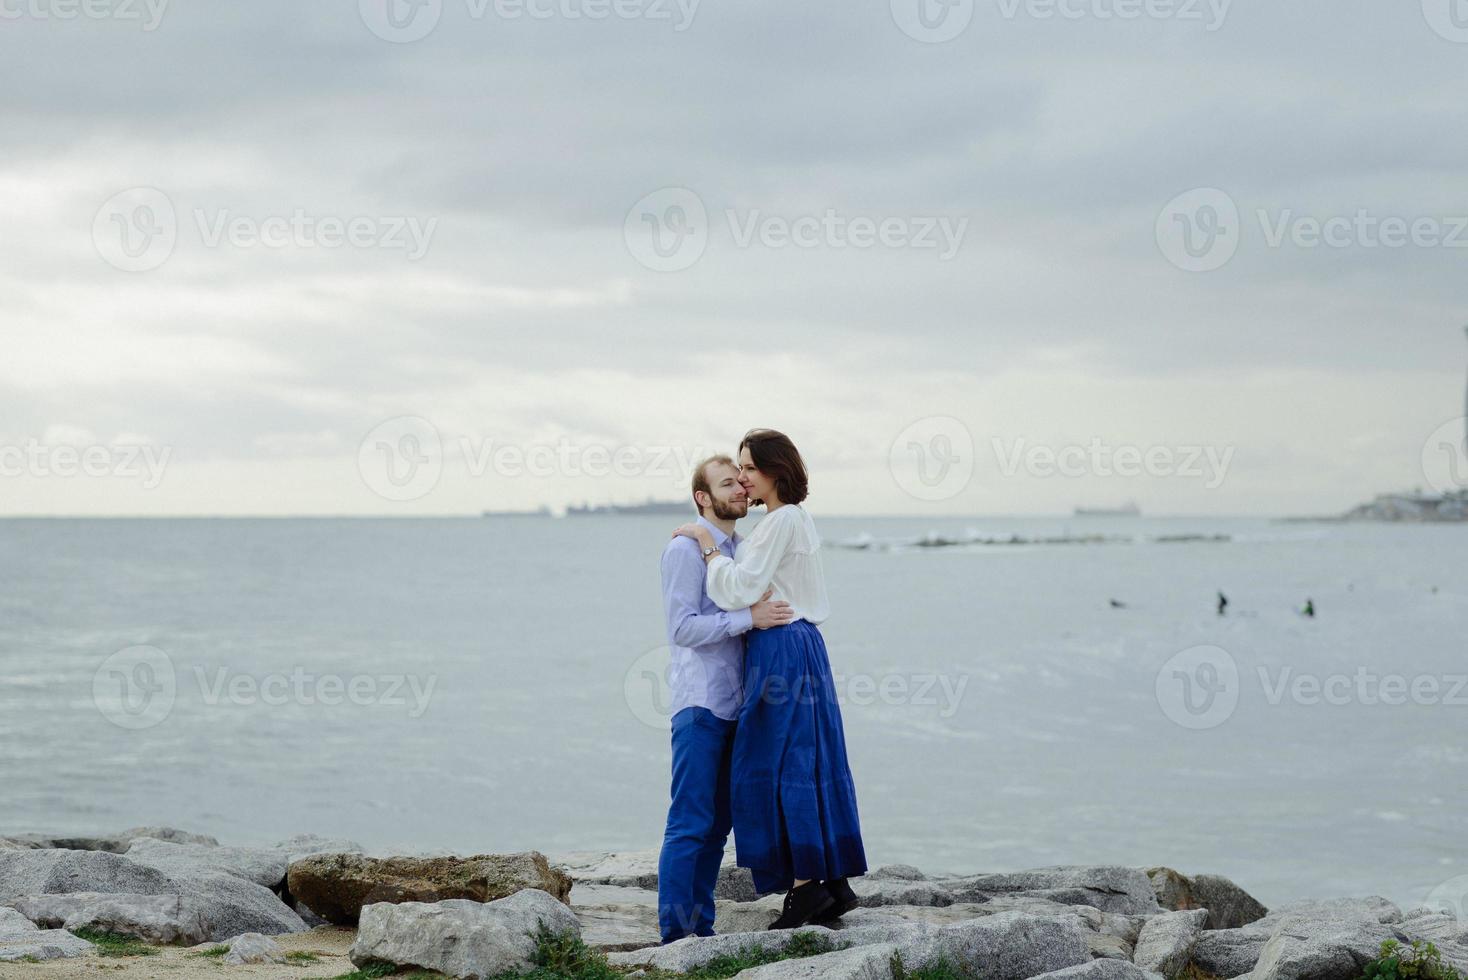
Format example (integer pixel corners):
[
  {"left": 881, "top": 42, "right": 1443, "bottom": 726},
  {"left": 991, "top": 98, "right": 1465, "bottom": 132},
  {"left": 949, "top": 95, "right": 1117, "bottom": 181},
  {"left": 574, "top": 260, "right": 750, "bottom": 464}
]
[{"left": 705, "top": 508, "right": 797, "bottom": 611}]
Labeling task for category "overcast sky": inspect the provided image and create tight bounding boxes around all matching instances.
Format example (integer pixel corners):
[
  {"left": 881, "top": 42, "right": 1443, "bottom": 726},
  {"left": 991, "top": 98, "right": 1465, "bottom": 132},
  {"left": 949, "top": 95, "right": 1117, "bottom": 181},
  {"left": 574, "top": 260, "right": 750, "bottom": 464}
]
[{"left": 3, "top": 0, "right": 1466, "bottom": 516}]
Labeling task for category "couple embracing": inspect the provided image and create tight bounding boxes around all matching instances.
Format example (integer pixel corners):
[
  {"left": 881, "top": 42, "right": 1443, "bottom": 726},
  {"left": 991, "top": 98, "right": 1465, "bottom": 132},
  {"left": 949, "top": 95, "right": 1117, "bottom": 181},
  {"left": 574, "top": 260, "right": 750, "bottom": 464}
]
[{"left": 656, "top": 428, "right": 866, "bottom": 944}]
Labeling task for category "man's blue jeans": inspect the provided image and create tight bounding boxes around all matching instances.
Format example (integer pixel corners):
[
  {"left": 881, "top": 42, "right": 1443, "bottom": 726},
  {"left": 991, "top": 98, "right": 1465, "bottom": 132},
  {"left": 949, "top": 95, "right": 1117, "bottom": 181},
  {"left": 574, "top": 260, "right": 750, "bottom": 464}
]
[{"left": 657, "top": 706, "right": 735, "bottom": 943}]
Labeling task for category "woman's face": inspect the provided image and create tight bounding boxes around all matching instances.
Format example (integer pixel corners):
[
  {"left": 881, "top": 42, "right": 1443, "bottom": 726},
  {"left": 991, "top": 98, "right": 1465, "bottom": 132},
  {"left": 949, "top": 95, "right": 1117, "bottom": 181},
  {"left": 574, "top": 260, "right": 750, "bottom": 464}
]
[{"left": 738, "top": 445, "right": 778, "bottom": 505}]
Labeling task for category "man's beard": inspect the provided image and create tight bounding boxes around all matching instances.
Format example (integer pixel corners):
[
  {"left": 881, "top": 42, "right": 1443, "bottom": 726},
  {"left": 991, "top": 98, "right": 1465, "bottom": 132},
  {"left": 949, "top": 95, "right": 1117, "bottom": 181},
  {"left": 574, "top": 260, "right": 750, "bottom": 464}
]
[{"left": 710, "top": 497, "right": 748, "bottom": 521}]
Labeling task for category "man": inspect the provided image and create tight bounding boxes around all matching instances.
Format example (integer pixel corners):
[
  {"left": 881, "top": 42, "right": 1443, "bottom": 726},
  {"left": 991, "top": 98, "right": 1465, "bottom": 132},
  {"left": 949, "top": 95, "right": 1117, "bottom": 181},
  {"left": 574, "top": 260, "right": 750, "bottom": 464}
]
[{"left": 657, "top": 454, "right": 793, "bottom": 944}]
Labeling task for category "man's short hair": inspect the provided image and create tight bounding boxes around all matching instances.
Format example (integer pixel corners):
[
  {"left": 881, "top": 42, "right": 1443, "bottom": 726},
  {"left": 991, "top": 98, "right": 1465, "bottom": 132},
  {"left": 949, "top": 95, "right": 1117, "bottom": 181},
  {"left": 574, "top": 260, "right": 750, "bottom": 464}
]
[{"left": 691, "top": 454, "right": 737, "bottom": 513}]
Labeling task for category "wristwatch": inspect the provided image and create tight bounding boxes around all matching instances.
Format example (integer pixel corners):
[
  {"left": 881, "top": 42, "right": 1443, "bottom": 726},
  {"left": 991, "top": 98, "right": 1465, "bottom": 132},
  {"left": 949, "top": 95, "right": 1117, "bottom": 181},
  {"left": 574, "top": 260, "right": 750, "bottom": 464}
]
[{"left": 702, "top": 545, "right": 719, "bottom": 560}]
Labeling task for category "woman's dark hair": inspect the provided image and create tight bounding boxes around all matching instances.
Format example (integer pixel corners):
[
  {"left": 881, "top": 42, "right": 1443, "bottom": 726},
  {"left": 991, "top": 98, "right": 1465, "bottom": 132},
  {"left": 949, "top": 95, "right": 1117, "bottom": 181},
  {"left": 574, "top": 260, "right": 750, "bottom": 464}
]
[{"left": 739, "top": 428, "right": 808, "bottom": 505}]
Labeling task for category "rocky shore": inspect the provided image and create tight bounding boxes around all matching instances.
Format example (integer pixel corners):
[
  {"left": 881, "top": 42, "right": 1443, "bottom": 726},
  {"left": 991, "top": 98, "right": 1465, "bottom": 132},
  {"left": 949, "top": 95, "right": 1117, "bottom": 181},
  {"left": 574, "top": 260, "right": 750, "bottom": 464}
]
[{"left": 2, "top": 827, "right": 1465, "bottom": 980}]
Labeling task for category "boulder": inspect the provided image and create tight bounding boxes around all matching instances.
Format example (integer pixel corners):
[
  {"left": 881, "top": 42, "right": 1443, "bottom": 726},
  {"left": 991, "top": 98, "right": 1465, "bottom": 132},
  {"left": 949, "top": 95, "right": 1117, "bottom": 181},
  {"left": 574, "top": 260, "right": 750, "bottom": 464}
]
[
  {"left": 0, "top": 906, "right": 95, "bottom": 962},
  {"left": 167, "top": 869, "right": 307, "bottom": 941},
  {"left": 0, "top": 848, "right": 306, "bottom": 942},
  {"left": 564, "top": 883, "right": 661, "bottom": 951},
  {"left": 853, "top": 877, "right": 954, "bottom": 908},
  {"left": 608, "top": 926, "right": 836, "bottom": 973},
  {"left": 221, "top": 932, "right": 286, "bottom": 965},
  {"left": 947, "top": 867, "right": 1162, "bottom": 916},
  {"left": 549, "top": 848, "right": 753, "bottom": 901},
  {"left": 4, "top": 827, "right": 218, "bottom": 853},
  {"left": 871, "top": 864, "right": 928, "bottom": 881},
  {"left": 1032, "top": 960, "right": 1167, "bottom": 980},
  {"left": 612, "top": 910, "right": 1091, "bottom": 980},
  {"left": 1133, "top": 908, "right": 1209, "bottom": 979},
  {"left": 739, "top": 942, "right": 899, "bottom": 980},
  {"left": 288, "top": 850, "right": 571, "bottom": 925},
  {"left": 0, "top": 849, "right": 178, "bottom": 900},
  {"left": 4, "top": 892, "right": 210, "bottom": 945},
  {"left": 911, "top": 910, "right": 1094, "bottom": 980},
  {"left": 125, "top": 838, "right": 288, "bottom": 891},
  {"left": 1147, "top": 868, "right": 1267, "bottom": 930},
  {"left": 270, "top": 834, "right": 365, "bottom": 864},
  {"left": 1249, "top": 906, "right": 1408, "bottom": 980},
  {"left": 350, "top": 888, "right": 579, "bottom": 979}
]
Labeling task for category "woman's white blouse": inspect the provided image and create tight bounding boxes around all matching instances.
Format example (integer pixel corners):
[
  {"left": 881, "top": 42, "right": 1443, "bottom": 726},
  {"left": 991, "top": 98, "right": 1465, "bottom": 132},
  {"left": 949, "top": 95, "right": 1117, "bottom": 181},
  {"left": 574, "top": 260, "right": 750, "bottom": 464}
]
[{"left": 706, "top": 504, "right": 829, "bottom": 625}]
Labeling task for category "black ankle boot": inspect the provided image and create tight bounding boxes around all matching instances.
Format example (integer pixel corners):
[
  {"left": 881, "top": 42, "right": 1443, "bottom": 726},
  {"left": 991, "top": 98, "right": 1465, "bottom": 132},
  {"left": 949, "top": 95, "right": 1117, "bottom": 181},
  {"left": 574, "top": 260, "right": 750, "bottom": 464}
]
[
  {"left": 768, "top": 881, "right": 835, "bottom": 930},
  {"left": 810, "top": 877, "right": 859, "bottom": 923}
]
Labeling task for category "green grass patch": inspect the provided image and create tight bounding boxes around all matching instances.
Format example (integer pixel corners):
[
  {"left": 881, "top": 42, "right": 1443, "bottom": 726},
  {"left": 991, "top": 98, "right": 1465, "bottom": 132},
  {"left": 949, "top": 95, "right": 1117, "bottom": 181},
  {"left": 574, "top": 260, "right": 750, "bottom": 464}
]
[
  {"left": 891, "top": 950, "right": 975, "bottom": 980},
  {"left": 1366, "top": 939, "right": 1465, "bottom": 980},
  {"left": 186, "top": 945, "right": 230, "bottom": 959},
  {"left": 71, "top": 928, "right": 159, "bottom": 957},
  {"left": 287, "top": 950, "right": 324, "bottom": 963}
]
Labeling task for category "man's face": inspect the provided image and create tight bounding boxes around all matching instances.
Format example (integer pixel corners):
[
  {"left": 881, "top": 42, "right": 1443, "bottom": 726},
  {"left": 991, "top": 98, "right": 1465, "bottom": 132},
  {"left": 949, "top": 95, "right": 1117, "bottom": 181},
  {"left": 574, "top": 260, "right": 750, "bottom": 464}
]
[{"left": 701, "top": 461, "right": 749, "bottom": 521}]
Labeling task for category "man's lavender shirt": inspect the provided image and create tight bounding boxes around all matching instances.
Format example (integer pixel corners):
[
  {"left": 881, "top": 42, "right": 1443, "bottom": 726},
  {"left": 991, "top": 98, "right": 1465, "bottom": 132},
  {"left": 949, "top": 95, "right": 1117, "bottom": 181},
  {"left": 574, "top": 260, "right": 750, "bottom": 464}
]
[{"left": 660, "top": 516, "right": 754, "bottom": 722}]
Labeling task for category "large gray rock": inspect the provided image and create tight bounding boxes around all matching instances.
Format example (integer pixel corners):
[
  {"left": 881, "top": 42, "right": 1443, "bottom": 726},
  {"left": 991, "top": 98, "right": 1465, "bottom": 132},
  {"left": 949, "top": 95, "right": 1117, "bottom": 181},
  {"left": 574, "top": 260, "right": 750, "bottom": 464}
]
[
  {"left": 289, "top": 850, "right": 572, "bottom": 926},
  {"left": 0, "top": 848, "right": 306, "bottom": 942},
  {"left": 608, "top": 927, "right": 837, "bottom": 972},
  {"left": 4, "top": 827, "right": 218, "bottom": 853},
  {"left": 562, "top": 883, "right": 661, "bottom": 951},
  {"left": 1192, "top": 921, "right": 1276, "bottom": 978},
  {"left": 738, "top": 943, "right": 899, "bottom": 980},
  {"left": 125, "top": 838, "right": 288, "bottom": 891},
  {"left": 947, "top": 867, "right": 1162, "bottom": 916},
  {"left": 0, "top": 848, "right": 177, "bottom": 900},
  {"left": 221, "top": 932, "right": 286, "bottom": 965},
  {"left": 168, "top": 870, "right": 308, "bottom": 941},
  {"left": 853, "top": 877, "right": 954, "bottom": 908},
  {"left": 270, "top": 834, "right": 366, "bottom": 864},
  {"left": 1133, "top": 908, "right": 1209, "bottom": 979},
  {"left": 870, "top": 864, "right": 928, "bottom": 881},
  {"left": 612, "top": 910, "right": 1091, "bottom": 980},
  {"left": 910, "top": 910, "right": 1094, "bottom": 980},
  {"left": 1148, "top": 868, "right": 1268, "bottom": 930},
  {"left": 1032, "top": 959, "right": 1167, "bottom": 980},
  {"left": 549, "top": 848, "right": 753, "bottom": 901},
  {"left": 4, "top": 892, "right": 211, "bottom": 945},
  {"left": 1249, "top": 906, "right": 1408, "bottom": 980},
  {"left": 0, "top": 906, "right": 96, "bottom": 962},
  {"left": 350, "top": 889, "right": 580, "bottom": 979}
]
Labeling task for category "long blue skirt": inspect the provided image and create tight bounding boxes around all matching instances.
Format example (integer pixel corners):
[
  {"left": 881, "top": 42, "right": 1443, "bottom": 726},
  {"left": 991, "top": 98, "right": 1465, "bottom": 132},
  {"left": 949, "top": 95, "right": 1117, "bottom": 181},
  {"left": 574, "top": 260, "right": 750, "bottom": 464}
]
[{"left": 731, "top": 619, "right": 867, "bottom": 895}]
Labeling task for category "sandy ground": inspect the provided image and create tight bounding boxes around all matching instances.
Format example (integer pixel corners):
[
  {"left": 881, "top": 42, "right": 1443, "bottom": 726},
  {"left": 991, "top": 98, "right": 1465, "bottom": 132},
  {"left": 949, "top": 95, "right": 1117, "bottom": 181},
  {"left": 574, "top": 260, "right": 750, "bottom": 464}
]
[{"left": 0, "top": 927, "right": 359, "bottom": 980}]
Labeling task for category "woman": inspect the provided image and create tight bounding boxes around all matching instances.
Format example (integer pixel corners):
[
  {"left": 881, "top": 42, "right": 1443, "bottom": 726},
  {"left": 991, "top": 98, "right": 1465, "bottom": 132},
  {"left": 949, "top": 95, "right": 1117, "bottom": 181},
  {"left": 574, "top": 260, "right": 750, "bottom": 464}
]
[{"left": 673, "top": 428, "right": 867, "bottom": 929}]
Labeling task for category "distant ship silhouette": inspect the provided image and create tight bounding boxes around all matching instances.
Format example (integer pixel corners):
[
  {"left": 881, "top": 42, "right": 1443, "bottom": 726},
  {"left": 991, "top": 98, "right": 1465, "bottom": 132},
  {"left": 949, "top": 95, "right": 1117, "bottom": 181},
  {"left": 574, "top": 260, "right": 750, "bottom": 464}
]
[{"left": 565, "top": 497, "right": 693, "bottom": 516}]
